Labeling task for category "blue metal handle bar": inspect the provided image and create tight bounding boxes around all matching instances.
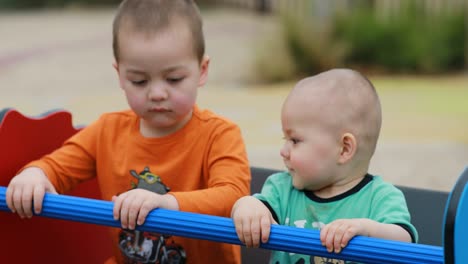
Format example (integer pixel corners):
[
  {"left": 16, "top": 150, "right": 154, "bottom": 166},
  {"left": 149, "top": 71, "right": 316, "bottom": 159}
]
[{"left": 0, "top": 186, "right": 443, "bottom": 264}]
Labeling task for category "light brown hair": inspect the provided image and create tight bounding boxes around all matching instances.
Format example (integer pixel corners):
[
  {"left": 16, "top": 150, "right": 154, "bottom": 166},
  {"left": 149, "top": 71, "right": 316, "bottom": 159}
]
[{"left": 112, "top": 0, "right": 205, "bottom": 62}]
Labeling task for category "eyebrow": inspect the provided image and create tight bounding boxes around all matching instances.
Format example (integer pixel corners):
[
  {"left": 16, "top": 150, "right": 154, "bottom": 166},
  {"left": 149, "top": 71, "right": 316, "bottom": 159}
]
[
  {"left": 126, "top": 65, "right": 186, "bottom": 75},
  {"left": 284, "top": 128, "right": 294, "bottom": 135},
  {"left": 126, "top": 69, "right": 145, "bottom": 75},
  {"left": 162, "top": 65, "right": 186, "bottom": 73}
]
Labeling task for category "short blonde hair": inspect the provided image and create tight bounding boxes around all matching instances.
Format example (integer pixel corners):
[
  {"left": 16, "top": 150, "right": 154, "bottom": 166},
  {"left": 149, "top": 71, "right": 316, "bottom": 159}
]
[{"left": 112, "top": 0, "right": 205, "bottom": 62}]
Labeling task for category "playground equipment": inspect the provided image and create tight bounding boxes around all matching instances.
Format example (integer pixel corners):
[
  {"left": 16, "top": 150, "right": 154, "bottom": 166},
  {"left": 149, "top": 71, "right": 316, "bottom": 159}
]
[{"left": 0, "top": 108, "right": 466, "bottom": 263}]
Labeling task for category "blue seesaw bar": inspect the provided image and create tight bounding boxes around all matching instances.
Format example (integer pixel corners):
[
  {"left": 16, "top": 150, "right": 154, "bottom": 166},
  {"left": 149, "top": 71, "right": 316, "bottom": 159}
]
[{"left": 0, "top": 186, "right": 443, "bottom": 264}]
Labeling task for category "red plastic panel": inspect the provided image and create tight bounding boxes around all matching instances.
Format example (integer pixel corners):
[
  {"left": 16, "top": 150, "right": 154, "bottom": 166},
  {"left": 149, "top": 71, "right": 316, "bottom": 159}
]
[{"left": 0, "top": 109, "right": 112, "bottom": 264}]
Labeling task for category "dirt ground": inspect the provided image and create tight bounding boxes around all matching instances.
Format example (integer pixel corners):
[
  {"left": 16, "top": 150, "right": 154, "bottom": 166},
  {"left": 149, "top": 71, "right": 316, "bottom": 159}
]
[{"left": 0, "top": 7, "right": 467, "bottom": 192}]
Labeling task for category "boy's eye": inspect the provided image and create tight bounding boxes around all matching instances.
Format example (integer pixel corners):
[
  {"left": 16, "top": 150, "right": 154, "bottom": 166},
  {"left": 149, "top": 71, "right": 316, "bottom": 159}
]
[
  {"left": 291, "top": 138, "right": 299, "bottom": 144},
  {"left": 167, "top": 77, "right": 184, "bottom": 83},
  {"left": 131, "top": 80, "right": 147, "bottom": 86},
  {"left": 282, "top": 136, "right": 300, "bottom": 145}
]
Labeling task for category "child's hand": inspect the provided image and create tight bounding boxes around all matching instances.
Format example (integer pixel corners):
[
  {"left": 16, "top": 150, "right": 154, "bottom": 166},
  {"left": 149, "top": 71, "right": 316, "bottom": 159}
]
[
  {"left": 112, "top": 189, "right": 177, "bottom": 230},
  {"left": 6, "top": 167, "right": 57, "bottom": 218},
  {"left": 320, "top": 218, "right": 369, "bottom": 253},
  {"left": 231, "top": 196, "right": 277, "bottom": 248}
]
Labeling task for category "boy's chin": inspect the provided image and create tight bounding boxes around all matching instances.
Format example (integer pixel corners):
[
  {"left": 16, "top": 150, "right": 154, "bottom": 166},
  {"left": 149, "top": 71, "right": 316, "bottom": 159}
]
[
  {"left": 292, "top": 178, "right": 318, "bottom": 191},
  {"left": 291, "top": 179, "right": 306, "bottom": 190}
]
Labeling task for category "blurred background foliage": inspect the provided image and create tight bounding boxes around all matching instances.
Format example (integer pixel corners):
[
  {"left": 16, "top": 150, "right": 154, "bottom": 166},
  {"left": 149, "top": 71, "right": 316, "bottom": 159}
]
[
  {"left": 336, "top": 5, "right": 465, "bottom": 73},
  {"left": 1, "top": 0, "right": 466, "bottom": 83},
  {"left": 254, "top": 0, "right": 467, "bottom": 83}
]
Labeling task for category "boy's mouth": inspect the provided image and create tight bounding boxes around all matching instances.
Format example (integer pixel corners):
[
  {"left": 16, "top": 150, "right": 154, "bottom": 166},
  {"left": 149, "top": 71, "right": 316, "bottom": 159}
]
[
  {"left": 285, "top": 166, "right": 294, "bottom": 174},
  {"left": 150, "top": 107, "right": 170, "bottom": 113}
]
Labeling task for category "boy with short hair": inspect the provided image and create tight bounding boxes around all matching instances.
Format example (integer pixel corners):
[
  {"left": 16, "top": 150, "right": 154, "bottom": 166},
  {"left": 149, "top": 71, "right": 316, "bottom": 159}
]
[
  {"left": 7, "top": 0, "right": 250, "bottom": 263},
  {"left": 231, "top": 69, "right": 417, "bottom": 264}
]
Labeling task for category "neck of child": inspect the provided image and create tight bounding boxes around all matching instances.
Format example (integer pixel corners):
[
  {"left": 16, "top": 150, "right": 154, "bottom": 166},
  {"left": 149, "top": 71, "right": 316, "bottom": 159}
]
[
  {"left": 140, "top": 110, "right": 193, "bottom": 138},
  {"left": 313, "top": 166, "right": 368, "bottom": 199}
]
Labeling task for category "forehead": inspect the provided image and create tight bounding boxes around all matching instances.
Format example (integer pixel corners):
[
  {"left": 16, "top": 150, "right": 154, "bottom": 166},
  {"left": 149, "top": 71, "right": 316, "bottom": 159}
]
[
  {"left": 281, "top": 84, "right": 340, "bottom": 132},
  {"left": 119, "top": 18, "right": 192, "bottom": 45},
  {"left": 283, "top": 84, "right": 330, "bottom": 114},
  {"left": 117, "top": 22, "right": 197, "bottom": 65},
  {"left": 281, "top": 96, "right": 321, "bottom": 128}
]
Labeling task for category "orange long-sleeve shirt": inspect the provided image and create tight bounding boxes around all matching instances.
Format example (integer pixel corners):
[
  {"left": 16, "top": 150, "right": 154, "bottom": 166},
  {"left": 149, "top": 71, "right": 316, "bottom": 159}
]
[{"left": 28, "top": 106, "right": 251, "bottom": 264}]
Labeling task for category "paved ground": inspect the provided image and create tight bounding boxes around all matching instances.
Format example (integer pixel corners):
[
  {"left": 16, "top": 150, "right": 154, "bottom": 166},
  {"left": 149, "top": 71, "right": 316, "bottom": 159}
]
[{"left": 0, "top": 7, "right": 467, "bottom": 192}]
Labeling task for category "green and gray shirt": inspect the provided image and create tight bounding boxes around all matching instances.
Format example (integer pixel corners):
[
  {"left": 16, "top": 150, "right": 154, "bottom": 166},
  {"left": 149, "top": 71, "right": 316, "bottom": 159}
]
[{"left": 254, "top": 172, "right": 418, "bottom": 264}]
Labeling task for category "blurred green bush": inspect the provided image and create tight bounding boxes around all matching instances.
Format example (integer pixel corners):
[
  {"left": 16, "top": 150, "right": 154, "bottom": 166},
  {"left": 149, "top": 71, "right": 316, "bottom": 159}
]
[
  {"left": 255, "top": 1, "right": 466, "bottom": 82},
  {"left": 335, "top": 5, "right": 465, "bottom": 73}
]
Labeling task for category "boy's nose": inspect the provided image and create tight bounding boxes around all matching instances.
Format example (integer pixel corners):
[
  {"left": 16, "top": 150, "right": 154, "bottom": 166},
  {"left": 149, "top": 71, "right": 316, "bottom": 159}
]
[
  {"left": 280, "top": 143, "right": 290, "bottom": 159},
  {"left": 148, "top": 84, "right": 168, "bottom": 101}
]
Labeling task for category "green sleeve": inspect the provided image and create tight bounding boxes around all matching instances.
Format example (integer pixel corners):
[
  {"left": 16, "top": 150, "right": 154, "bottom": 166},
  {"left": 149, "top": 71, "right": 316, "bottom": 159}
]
[
  {"left": 253, "top": 172, "right": 291, "bottom": 224},
  {"left": 371, "top": 180, "right": 419, "bottom": 243}
]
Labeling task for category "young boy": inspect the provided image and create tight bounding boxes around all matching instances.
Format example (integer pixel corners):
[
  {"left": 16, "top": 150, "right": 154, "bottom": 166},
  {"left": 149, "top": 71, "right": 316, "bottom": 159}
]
[
  {"left": 231, "top": 69, "right": 418, "bottom": 264},
  {"left": 6, "top": 0, "right": 250, "bottom": 263}
]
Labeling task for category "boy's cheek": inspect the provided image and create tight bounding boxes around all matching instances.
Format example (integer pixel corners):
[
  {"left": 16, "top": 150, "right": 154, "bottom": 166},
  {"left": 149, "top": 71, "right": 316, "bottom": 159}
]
[
  {"left": 125, "top": 96, "right": 147, "bottom": 112},
  {"left": 171, "top": 94, "right": 197, "bottom": 111}
]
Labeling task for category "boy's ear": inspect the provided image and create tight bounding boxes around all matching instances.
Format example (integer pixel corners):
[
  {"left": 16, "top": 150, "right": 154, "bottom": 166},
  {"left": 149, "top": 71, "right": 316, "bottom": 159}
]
[
  {"left": 198, "top": 55, "right": 210, "bottom": 87},
  {"left": 338, "top": 133, "right": 356, "bottom": 164},
  {"left": 112, "top": 62, "right": 124, "bottom": 89},
  {"left": 112, "top": 61, "right": 119, "bottom": 73}
]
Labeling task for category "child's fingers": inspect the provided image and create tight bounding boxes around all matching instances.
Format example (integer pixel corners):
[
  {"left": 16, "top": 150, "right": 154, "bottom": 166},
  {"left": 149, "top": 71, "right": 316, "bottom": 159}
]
[
  {"left": 332, "top": 224, "right": 346, "bottom": 253},
  {"left": 137, "top": 194, "right": 162, "bottom": 226},
  {"left": 32, "top": 186, "right": 45, "bottom": 215},
  {"left": 242, "top": 219, "right": 254, "bottom": 247},
  {"left": 127, "top": 197, "right": 144, "bottom": 230},
  {"left": 250, "top": 217, "right": 261, "bottom": 248},
  {"left": 322, "top": 225, "right": 336, "bottom": 252},
  {"left": 11, "top": 187, "right": 26, "bottom": 217},
  {"left": 233, "top": 217, "right": 246, "bottom": 244},
  {"left": 113, "top": 193, "right": 125, "bottom": 222},
  {"left": 137, "top": 204, "right": 150, "bottom": 226},
  {"left": 119, "top": 197, "right": 133, "bottom": 229},
  {"left": 320, "top": 225, "right": 329, "bottom": 245},
  {"left": 260, "top": 215, "right": 272, "bottom": 243},
  {"left": 339, "top": 227, "right": 355, "bottom": 249},
  {"left": 20, "top": 186, "right": 33, "bottom": 218},
  {"left": 21, "top": 185, "right": 36, "bottom": 218}
]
